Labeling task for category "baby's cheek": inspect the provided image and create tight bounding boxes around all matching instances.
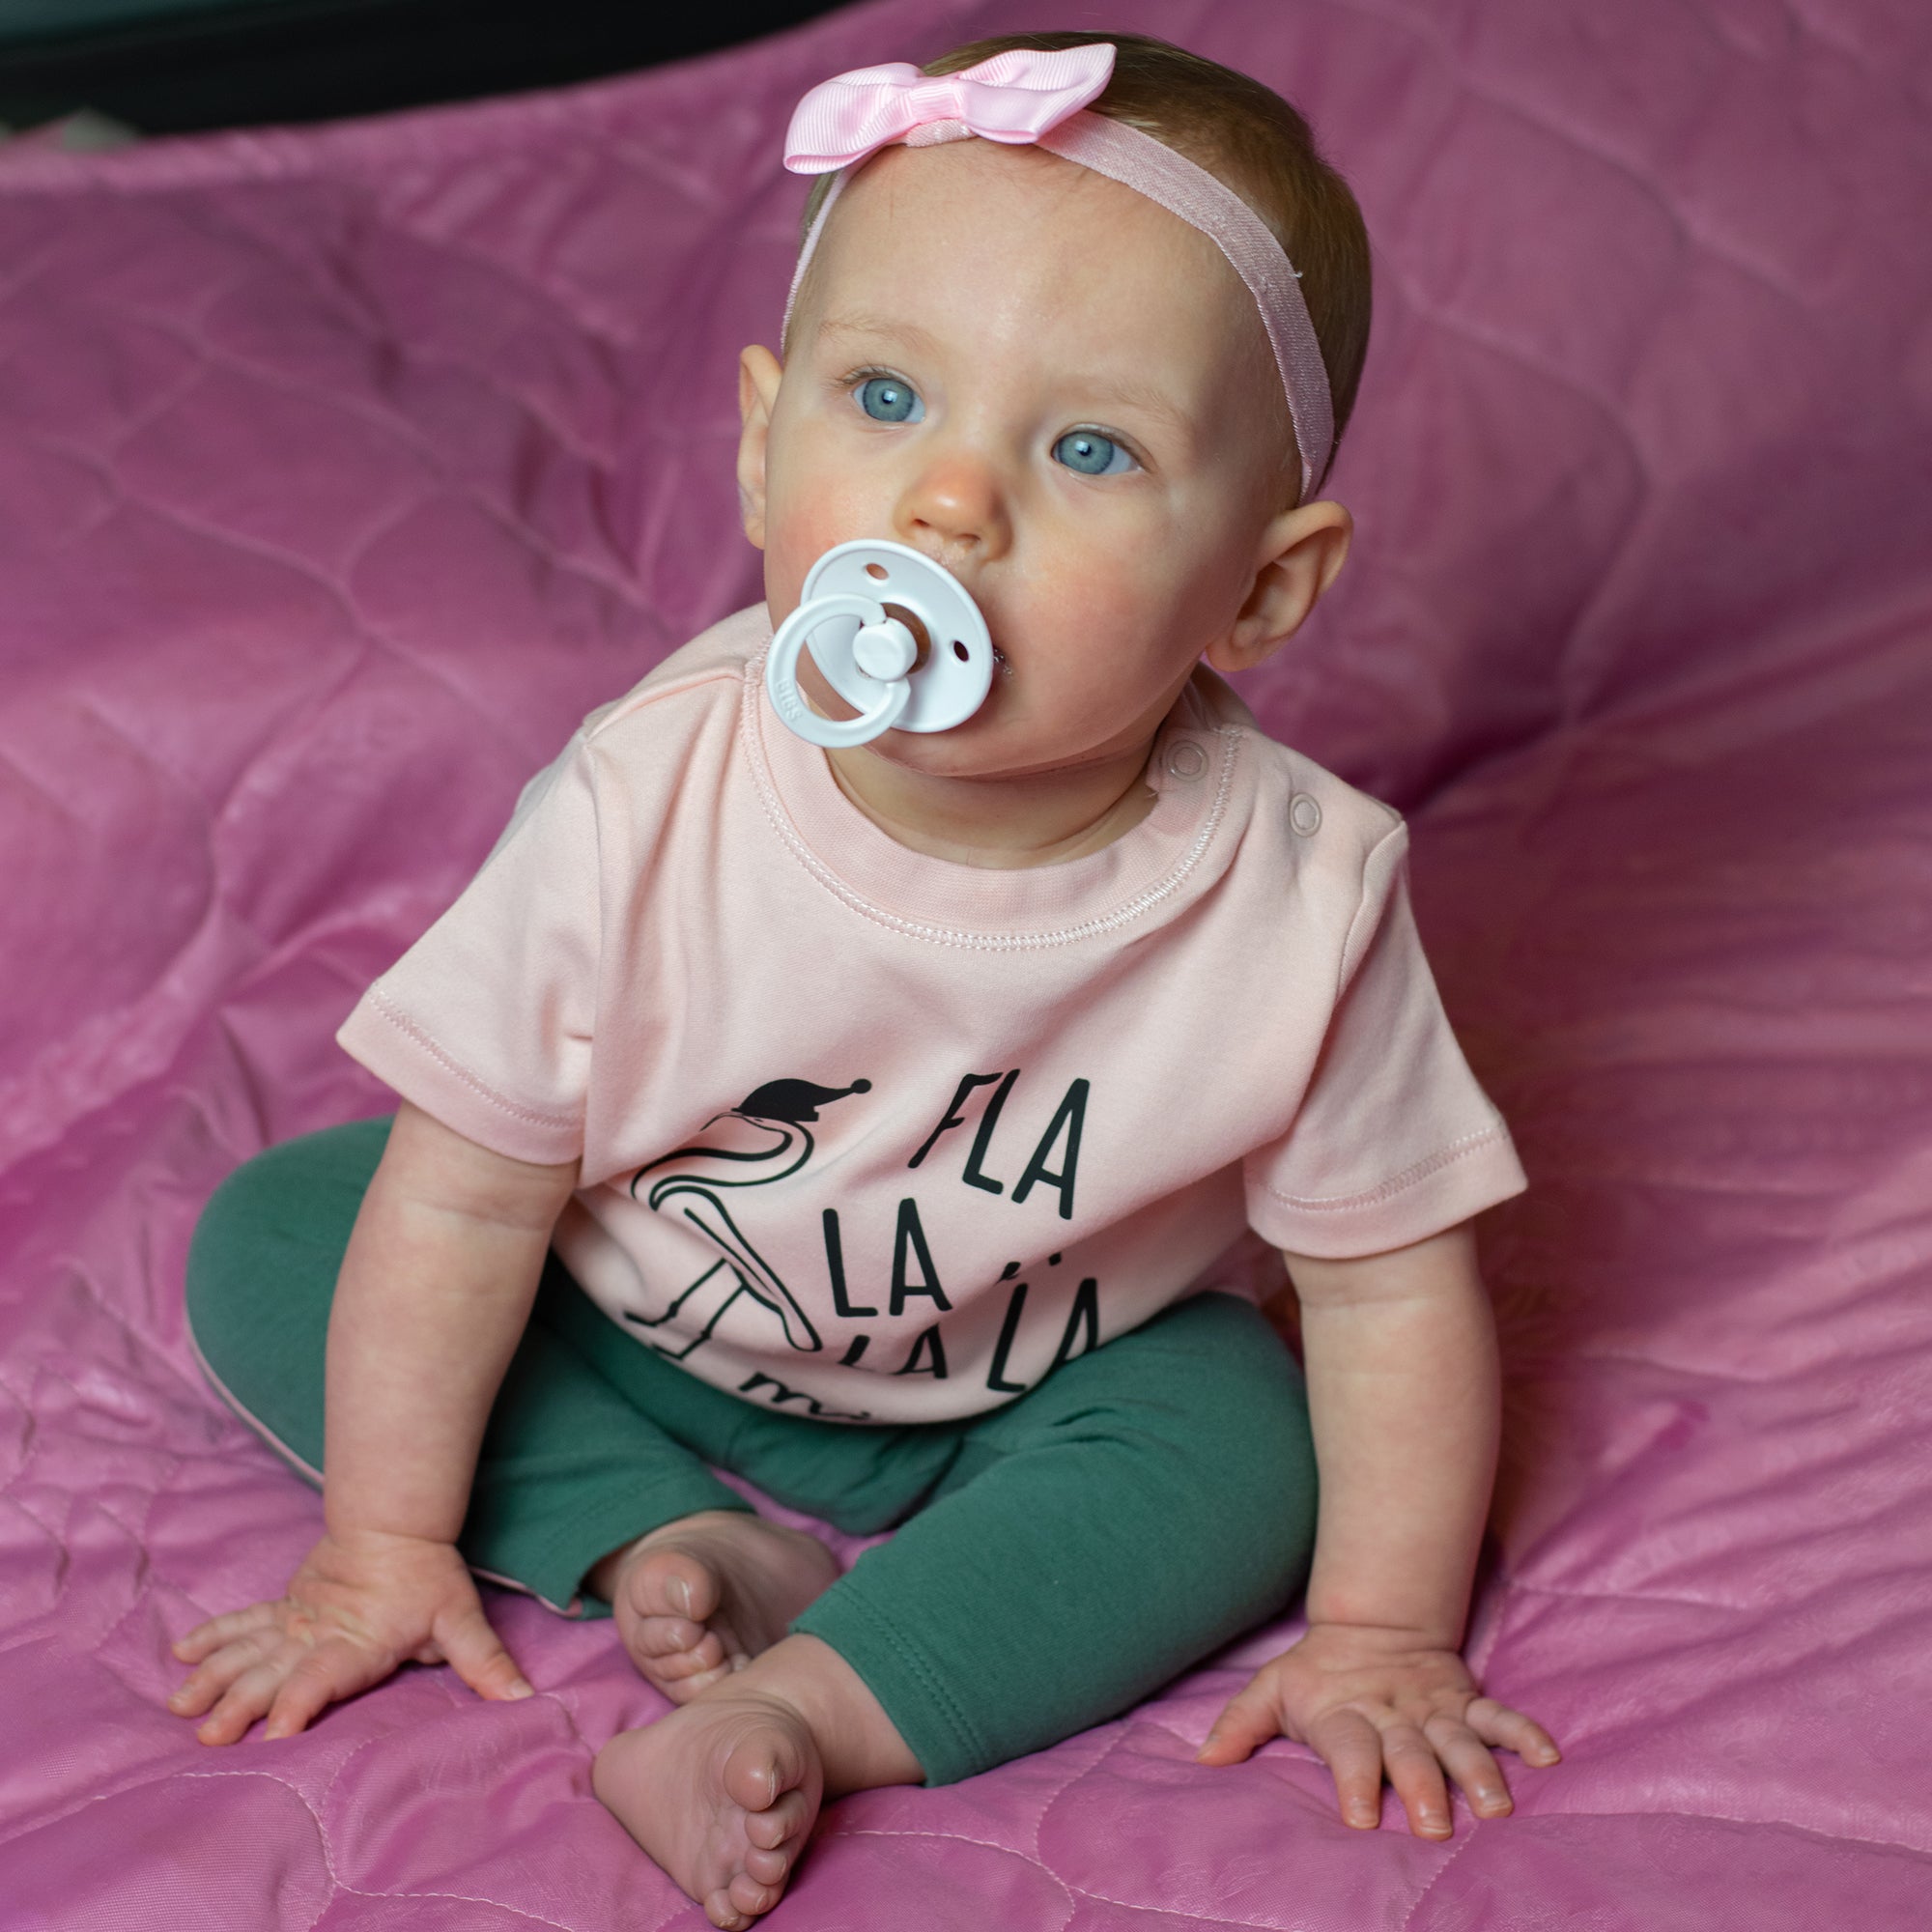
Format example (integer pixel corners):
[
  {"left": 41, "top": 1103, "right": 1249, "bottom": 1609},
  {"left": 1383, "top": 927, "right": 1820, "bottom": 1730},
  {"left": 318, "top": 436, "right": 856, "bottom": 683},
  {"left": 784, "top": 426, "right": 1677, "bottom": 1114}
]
[
  {"left": 1033, "top": 568, "right": 1161, "bottom": 663},
  {"left": 761, "top": 514, "right": 838, "bottom": 625},
  {"left": 761, "top": 485, "right": 874, "bottom": 625}
]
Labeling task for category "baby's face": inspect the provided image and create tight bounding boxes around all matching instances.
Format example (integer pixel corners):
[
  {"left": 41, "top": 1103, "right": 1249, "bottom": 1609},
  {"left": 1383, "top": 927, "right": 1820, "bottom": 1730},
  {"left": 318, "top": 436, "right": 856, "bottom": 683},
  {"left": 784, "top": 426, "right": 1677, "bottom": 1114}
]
[{"left": 745, "top": 136, "right": 1297, "bottom": 781}]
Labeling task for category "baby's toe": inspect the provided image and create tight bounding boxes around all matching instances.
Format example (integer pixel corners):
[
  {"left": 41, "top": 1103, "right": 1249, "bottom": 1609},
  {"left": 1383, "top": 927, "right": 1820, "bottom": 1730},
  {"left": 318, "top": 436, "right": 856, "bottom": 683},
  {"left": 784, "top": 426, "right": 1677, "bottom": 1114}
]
[
  {"left": 637, "top": 1621, "right": 728, "bottom": 1676},
  {"left": 659, "top": 1646, "right": 731, "bottom": 1685},
  {"left": 742, "top": 1843, "right": 791, "bottom": 1887},
  {"left": 622, "top": 1615, "right": 738, "bottom": 1703},
  {"left": 726, "top": 1871, "right": 782, "bottom": 1918},
  {"left": 658, "top": 1658, "right": 737, "bottom": 1701},
  {"left": 626, "top": 1546, "right": 722, "bottom": 1625},
  {"left": 742, "top": 1805, "right": 798, "bottom": 1853},
  {"left": 703, "top": 1889, "right": 750, "bottom": 1932},
  {"left": 723, "top": 1733, "right": 806, "bottom": 1816},
  {"left": 628, "top": 1611, "right": 705, "bottom": 1657}
]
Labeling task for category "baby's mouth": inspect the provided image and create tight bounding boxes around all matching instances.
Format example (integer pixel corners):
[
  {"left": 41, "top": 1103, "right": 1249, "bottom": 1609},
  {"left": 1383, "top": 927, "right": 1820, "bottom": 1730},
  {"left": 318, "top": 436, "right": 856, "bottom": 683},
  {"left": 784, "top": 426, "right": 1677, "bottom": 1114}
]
[{"left": 991, "top": 644, "right": 1012, "bottom": 679}]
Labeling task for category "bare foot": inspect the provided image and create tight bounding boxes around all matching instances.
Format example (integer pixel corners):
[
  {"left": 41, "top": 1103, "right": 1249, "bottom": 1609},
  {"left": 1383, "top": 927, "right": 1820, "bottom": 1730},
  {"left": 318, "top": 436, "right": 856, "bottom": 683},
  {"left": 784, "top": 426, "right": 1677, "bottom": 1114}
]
[
  {"left": 594, "top": 1690, "right": 822, "bottom": 1930},
  {"left": 592, "top": 1511, "right": 842, "bottom": 1703}
]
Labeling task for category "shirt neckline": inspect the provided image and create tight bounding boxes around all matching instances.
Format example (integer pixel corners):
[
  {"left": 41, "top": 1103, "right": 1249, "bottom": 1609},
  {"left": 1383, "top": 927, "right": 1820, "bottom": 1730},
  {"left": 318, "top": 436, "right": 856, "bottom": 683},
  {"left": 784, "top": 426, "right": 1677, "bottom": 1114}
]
[{"left": 742, "top": 623, "right": 1254, "bottom": 949}]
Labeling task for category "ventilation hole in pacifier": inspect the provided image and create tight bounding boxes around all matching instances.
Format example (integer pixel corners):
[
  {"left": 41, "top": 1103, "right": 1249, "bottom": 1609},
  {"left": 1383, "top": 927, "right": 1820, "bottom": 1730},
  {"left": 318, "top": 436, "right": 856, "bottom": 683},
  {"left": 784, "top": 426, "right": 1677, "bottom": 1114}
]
[
  {"left": 882, "top": 603, "right": 931, "bottom": 671},
  {"left": 865, "top": 562, "right": 890, "bottom": 581},
  {"left": 952, "top": 640, "right": 969, "bottom": 662}
]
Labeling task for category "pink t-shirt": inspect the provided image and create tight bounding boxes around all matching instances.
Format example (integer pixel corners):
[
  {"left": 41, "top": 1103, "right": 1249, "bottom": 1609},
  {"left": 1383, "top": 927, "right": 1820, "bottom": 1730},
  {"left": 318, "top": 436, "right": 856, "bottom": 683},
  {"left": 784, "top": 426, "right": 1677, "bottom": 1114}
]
[{"left": 338, "top": 607, "right": 1526, "bottom": 1424}]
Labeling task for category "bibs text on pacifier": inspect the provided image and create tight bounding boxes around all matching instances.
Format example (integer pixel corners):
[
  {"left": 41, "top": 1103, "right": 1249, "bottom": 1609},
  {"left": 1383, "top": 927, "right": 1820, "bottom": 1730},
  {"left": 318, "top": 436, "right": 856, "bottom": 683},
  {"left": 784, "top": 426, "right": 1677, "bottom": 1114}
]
[{"left": 765, "top": 539, "right": 993, "bottom": 750}]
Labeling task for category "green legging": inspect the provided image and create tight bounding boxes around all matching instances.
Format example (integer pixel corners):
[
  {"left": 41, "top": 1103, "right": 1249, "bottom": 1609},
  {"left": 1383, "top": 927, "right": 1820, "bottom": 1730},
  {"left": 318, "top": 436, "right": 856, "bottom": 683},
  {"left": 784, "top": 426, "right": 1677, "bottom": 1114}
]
[{"left": 185, "top": 1118, "right": 1319, "bottom": 1785}]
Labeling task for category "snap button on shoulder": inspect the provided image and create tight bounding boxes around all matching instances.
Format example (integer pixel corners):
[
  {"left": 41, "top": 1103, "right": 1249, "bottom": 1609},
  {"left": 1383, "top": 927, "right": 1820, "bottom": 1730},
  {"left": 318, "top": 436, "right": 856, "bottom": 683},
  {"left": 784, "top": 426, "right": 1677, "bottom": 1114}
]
[
  {"left": 1289, "top": 792, "right": 1322, "bottom": 837},
  {"left": 1165, "top": 739, "right": 1208, "bottom": 781}
]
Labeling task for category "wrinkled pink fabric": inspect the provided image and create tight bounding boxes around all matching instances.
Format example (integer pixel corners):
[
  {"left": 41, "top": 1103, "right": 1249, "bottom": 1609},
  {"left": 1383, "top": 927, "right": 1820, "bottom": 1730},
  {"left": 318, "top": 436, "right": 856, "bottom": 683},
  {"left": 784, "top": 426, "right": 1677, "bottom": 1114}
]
[{"left": 2, "top": 2, "right": 1929, "bottom": 1926}]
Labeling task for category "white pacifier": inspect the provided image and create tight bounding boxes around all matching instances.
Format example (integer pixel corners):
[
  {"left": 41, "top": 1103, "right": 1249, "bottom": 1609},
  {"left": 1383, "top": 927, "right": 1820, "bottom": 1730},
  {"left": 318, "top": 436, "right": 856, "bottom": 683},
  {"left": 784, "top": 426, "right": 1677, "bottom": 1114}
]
[{"left": 765, "top": 539, "right": 994, "bottom": 750}]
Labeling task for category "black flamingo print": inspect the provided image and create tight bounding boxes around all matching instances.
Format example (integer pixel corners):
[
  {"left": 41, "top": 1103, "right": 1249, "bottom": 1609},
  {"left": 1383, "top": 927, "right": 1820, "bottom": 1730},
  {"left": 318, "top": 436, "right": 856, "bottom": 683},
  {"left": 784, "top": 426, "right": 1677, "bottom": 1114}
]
[{"left": 623, "top": 1077, "right": 872, "bottom": 1359}]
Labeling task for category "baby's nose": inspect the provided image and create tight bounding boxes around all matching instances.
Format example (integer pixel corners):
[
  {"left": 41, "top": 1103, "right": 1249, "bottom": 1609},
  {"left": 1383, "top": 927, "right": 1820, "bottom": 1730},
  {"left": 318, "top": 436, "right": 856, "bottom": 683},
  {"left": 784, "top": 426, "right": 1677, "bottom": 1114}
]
[{"left": 896, "top": 452, "right": 1010, "bottom": 559}]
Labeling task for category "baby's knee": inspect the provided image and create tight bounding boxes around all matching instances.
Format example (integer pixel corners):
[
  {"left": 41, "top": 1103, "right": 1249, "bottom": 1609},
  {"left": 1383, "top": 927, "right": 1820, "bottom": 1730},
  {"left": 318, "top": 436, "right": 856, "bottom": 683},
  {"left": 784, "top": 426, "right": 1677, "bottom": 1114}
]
[
  {"left": 1152, "top": 1292, "right": 1311, "bottom": 1433},
  {"left": 188, "top": 1145, "right": 312, "bottom": 1341},
  {"left": 185, "top": 1153, "right": 282, "bottom": 1362},
  {"left": 184, "top": 1120, "right": 390, "bottom": 1432},
  {"left": 1136, "top": 1295, "right": 1319, "bottom": 1582}
]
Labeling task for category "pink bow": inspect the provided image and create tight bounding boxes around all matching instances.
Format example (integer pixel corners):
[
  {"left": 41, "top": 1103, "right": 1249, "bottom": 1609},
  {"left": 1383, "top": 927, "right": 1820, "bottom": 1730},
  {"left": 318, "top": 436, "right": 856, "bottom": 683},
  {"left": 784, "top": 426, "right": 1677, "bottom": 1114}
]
[{"left": 783, "top": 43, "right": 1116, "bottom": 174}]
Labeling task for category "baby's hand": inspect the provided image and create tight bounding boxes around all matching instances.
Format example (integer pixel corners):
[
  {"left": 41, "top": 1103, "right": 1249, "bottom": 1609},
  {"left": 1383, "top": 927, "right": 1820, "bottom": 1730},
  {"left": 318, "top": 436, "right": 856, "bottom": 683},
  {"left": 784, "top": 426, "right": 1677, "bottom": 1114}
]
[
  {"left": 168, "top": 1527, "right": 533, "bottom": 1744},
  {"left": 1195, "top": 1621, "right": 1559, "bottom": 1838}
]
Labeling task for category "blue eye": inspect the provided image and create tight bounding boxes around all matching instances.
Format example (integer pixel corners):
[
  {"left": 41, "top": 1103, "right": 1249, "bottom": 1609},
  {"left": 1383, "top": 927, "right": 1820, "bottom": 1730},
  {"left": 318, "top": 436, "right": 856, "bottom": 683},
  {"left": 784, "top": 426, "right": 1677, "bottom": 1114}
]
[
  {"left": 857, "top": 376, "right": 923, "bottom": 423},
  {"left": 1053, "top": 429, "right": 1134, "bottom": 476}
]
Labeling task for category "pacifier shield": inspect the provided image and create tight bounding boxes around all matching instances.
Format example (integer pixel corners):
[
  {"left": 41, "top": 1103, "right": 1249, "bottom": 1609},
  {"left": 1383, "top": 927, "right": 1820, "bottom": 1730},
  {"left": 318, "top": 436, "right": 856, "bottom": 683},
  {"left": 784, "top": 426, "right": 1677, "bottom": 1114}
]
[{"left": 765, "top": 539, "right": 994, "bottom": 749}]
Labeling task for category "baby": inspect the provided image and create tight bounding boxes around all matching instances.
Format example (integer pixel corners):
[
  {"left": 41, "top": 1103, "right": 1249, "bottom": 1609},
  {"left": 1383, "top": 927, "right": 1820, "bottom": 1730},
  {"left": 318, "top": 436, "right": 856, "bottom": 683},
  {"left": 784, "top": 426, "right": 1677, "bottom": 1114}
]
[{"left": 170, "top": 31, "right": 1559, "bottom": 1930}]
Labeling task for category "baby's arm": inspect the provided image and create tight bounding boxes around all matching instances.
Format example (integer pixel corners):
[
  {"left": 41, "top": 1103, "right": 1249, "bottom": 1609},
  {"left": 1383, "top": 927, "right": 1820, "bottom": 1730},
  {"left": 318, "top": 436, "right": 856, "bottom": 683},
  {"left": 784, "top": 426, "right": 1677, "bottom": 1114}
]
[
  {"left": 170, "top": 1100, "right": 580, "bottom": 1743},
  {"left": 1195, "top": 1221, "right": 1560, "bottom": 1833}
]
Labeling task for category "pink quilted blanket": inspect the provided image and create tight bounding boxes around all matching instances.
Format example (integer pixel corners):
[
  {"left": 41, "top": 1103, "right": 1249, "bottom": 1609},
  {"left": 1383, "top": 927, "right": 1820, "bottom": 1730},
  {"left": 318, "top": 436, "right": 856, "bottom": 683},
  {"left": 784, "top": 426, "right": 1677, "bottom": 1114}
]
[{"left": 4, "top": 1, "right": 1929, "bottom": 1924}]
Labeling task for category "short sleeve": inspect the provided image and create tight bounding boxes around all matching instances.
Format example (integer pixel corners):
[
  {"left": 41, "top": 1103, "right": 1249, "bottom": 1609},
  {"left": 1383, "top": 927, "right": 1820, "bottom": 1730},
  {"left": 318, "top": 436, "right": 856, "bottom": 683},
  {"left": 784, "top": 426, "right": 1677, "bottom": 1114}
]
[
  {"left": 336, "top": 740, "right": 600, "bottom": 1165},
  {"left": 1243, "top": 831, "right": 1527, "bottom": 1257}
]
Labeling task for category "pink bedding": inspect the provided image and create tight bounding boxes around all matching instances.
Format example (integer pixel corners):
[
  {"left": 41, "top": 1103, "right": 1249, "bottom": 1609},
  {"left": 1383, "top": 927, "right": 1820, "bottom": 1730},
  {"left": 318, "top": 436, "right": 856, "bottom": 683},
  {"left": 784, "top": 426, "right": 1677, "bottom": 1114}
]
[{"left": 3, "top": 1, "right": 1929, "bottom": 1924}]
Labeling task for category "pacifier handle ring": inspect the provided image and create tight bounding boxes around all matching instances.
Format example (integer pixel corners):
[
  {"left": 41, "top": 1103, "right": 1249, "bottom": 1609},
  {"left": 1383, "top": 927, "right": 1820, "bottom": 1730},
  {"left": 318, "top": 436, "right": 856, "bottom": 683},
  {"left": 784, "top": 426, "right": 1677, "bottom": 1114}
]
[{"left": 766, "top": 592, "right": 914, "bottom": 750}]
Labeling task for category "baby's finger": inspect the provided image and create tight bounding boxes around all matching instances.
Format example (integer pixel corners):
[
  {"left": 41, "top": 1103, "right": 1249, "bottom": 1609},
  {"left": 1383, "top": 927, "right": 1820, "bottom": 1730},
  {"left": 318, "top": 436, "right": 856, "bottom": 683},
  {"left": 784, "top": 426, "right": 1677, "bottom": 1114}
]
[
  {"left": 1465, "top": 1696, "right": 1562, "bottom": 1767},
  {"left": 1195, "top": 1674, "right": 1286, "bottom": 1767},
  {"left": 1421, "top": 1714, "right": 1514, "bottom": 1819},
  {"left": 195, "top": 1657, "right": 294, "bottom": 1746},
  {"left": 261, "top": 1641, "right": 384, "bottom": 1741},
  {"left": 169, "top": 1628, "right": 284, "bottom": 1718},
  {"left": 1378, "top": 1722, "right": 1454, "bottom": 1839},
  {"left": 435, "top": 1598, "right": 534, "bottom": 1704},
  {"left": 1304, "top": 1706, "right": 1387, "bottom": 1829},
  {"left": 172, "top": 1601, "right": 281, "bottom": 1663}
]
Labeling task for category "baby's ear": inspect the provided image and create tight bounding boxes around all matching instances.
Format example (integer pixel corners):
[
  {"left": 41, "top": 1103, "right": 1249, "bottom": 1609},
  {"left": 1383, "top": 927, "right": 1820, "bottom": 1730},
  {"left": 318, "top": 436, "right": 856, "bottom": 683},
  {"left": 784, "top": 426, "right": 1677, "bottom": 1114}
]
[
  {"left": 736, "top": 346, "right": 783, "bottom": 550},
  {"left": 1205, "top": 499, "right": 1352, "bottom": 675}
]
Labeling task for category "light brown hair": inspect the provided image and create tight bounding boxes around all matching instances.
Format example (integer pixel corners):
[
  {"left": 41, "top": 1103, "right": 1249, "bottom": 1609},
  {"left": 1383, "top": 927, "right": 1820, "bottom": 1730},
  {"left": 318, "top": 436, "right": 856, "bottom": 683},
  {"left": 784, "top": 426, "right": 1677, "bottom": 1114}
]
[{"left": 797, "top": 30, "right": 1373, "bottom": 493}]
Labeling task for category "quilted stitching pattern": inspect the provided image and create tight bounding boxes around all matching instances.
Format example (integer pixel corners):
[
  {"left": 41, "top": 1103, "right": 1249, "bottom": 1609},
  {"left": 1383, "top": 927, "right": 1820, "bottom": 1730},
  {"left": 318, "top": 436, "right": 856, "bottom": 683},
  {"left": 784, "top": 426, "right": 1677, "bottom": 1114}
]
[{"left": 3, "top": 1, "right": 1930, "bottom": 1924}]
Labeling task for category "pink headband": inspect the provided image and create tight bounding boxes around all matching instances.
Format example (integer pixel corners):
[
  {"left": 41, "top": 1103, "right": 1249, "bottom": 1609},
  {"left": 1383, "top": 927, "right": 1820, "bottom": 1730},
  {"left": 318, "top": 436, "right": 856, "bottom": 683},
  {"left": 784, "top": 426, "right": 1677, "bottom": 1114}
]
[{"left": 781, "top": 43, "right": 1335, "bottom": 502}]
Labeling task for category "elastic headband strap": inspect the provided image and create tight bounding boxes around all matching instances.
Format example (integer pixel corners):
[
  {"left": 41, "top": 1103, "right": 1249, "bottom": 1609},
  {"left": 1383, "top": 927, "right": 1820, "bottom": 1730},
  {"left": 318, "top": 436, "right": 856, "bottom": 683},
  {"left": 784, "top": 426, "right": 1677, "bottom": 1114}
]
[
  {"left": 781, "top": 100, "right": 1334, "bottom": 502},
  {"left": 1037, "top": 114, "right": 1333, "bottom": 504}
]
